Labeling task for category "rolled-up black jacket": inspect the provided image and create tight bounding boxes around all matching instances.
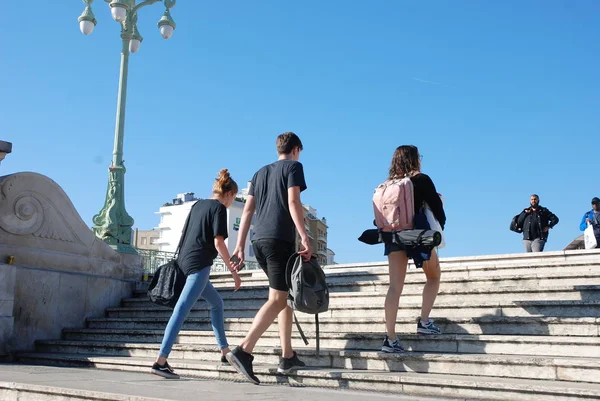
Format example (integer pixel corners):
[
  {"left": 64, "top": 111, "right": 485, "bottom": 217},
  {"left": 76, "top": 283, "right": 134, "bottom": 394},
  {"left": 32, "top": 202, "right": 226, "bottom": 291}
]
[{"left": 517, "top": 206, "right": 559, "bottom": 241}]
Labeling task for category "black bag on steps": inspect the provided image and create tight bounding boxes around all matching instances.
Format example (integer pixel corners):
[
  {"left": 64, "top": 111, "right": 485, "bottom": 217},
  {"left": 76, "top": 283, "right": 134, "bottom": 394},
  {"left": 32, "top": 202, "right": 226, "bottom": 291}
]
[{"left": 147, "top": 212, "right": 192, "bottom": 308}]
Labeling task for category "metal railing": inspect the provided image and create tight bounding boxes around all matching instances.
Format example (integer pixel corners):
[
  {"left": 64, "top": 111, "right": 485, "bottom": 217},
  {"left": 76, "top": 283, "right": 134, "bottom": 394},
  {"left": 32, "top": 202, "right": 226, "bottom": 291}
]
[{"left": 136, "top": 248, "right": 261, "bottom": 275}]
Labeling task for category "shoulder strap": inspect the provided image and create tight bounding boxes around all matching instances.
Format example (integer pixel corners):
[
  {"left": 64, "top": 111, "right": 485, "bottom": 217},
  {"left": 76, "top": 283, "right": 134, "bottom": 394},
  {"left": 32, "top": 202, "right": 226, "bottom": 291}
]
[
  {"left": 174, "top": 208, "right": 193, "bottom": 259},
  {"left": 293, "top": 313, "right": 309, "bottom": 346},
  {"left": 285, "top": 252, "right": 300, "bottom": 289}
]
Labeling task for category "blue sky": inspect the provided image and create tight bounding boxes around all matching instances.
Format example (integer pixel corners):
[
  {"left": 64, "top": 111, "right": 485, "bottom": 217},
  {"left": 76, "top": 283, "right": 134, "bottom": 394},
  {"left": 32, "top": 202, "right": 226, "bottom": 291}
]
[{"left": 3, "top": 1, "right": 599, "bottom": 263}]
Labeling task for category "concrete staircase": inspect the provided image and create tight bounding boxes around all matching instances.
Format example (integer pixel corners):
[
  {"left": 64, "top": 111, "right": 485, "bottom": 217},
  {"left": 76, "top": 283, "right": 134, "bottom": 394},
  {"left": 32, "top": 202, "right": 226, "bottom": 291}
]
[{"left": 18, "top": 250, "right": 600, "bottom": 400}]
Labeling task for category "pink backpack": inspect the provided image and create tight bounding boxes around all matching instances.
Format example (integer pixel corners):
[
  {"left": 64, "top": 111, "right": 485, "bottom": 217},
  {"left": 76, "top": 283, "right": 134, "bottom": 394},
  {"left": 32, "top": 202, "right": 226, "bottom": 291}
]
[{"left": 373, "top": 178, "right": 415, "bottom": 232}]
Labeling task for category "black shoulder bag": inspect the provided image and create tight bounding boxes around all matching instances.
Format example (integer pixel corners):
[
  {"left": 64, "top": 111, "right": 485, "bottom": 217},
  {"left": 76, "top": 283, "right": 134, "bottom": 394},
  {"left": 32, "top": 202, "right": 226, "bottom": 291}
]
[{"left": 147, "top": 212, "right": 192, "bottom": 308}]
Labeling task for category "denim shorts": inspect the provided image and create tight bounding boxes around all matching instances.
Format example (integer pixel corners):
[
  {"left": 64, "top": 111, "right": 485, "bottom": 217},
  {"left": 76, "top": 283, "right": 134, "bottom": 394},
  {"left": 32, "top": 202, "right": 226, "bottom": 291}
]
[{"left": 384, "top": 242, "right": 405, "bottom": 256}]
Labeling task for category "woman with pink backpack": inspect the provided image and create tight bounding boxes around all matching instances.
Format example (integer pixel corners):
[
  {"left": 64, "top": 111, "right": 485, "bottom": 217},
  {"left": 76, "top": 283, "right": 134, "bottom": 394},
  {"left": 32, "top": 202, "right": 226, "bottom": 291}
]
[{"left": 374, "top": 145, "right": 446, "bottom": 353}]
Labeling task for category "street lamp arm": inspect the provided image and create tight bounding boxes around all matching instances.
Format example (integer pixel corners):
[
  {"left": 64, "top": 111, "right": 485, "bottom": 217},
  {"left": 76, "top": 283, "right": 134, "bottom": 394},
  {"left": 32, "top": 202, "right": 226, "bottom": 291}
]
[{"left": 131, "top": 0, "right": 162, "bottom": 15}]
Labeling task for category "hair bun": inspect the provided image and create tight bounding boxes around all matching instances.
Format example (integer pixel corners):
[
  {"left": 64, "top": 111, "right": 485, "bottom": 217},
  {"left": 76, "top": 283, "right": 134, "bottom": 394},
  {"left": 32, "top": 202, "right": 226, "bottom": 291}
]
[
  {"left": 217, "top": 168, "right": 230, "bottom": 182},
  {"left": 213, "top": 168, "right": 238, "bottom": 196}
]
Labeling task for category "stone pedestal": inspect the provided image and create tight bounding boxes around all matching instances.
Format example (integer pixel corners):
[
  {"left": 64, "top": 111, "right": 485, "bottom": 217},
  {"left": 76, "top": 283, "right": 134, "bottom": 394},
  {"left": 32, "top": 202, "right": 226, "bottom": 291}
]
[
  {"left": 0, "top": 263, "right": 15, "bottom": 356},
  {"left": 0, "top": 140, "right": 12, "bottom": 166},
  {"left": 0, "top": 172, "right": 142, "bottom": 354},
  {"left": 0, "top": 140, "right": 14, "bottom": 355}
]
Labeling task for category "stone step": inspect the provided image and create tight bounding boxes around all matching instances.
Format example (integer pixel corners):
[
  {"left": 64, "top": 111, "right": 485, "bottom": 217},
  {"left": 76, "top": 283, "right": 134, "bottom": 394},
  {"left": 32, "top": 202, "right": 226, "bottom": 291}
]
[
  {"left": 136, "top": 257, "right": 600, "bottom": 292},
  {"left": 86, "top": 315, "right": 600, "bottom": 337},
  {"left": 105, "top": 299, "right": 600, "bottom": 319},
  {"left": 318, "top": 252, "right": 600, "bottom": 276},
  {"left": 61, "top": 329, "right": 600, "bottom": 358},
  {"left": 27, "top": 343, "right": 600, "bottom": 384},
  {"left": 125, "top": 285, "right": 600, "bottom": 309},
  {"left": 210, "top": 266, "right": 600, "bottom": 287},
  {"left": 0, "top": 364, "right": 448, "bottom": 401},
  {"left": 137, "top": 271, "right": 600, "bottom": 301},
  {"left": 17, "top": 354, "right": 600, "bottom": 401},
  {"left": 138, "top": 251, "right": 600, "bottom": 285}
]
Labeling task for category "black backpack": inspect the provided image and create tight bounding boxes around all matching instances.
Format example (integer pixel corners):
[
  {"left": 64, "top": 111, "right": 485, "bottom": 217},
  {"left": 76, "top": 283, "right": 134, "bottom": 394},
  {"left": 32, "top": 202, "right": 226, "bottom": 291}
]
[
  {"left": 147, "top": 213, "right": 191, "bottom": 308},
  {"left": 286, "top": 254, "right": 329, "bottom": 356},
  {"left": 509, "top": 214, "right": 523, "bottom": 233}
]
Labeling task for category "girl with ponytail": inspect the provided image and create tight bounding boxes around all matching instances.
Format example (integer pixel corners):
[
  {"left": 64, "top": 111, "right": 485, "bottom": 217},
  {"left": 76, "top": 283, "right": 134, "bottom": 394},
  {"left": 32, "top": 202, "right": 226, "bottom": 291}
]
[{"left": 152, "top": 169, "right": 242, "bottom": 379}]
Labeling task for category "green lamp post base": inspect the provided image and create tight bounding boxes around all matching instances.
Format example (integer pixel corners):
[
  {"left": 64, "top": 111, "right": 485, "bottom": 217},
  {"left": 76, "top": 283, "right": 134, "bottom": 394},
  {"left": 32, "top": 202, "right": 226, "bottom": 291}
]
[{"left": 92, "top": 163, "right": 137, "bottom": 254}]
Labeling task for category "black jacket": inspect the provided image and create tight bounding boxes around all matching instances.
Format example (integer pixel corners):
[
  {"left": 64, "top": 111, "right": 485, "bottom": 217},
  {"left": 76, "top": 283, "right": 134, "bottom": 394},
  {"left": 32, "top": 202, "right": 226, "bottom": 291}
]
[
  {"left": 411, "top": 173, "right": 446, "bottom": 230},
  {"left": 516, "top": 206, "right": 559, "bottom": 241}
]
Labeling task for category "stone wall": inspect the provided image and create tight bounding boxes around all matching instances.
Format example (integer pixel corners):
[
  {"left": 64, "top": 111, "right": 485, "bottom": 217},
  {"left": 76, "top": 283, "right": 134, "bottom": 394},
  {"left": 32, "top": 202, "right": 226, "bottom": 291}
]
[{"left": 0, "top": 172, "right": 141, "bottom": 355}]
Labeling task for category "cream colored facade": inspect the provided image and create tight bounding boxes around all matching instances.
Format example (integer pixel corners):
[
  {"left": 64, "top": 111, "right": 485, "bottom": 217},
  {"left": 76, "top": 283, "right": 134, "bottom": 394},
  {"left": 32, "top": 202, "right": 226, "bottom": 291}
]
[
  {"left": 132, "top": 229, "right": 160, "bottom": 251},
  {"left": 296, "top": 205, "right": 333, "bottom": 266}
]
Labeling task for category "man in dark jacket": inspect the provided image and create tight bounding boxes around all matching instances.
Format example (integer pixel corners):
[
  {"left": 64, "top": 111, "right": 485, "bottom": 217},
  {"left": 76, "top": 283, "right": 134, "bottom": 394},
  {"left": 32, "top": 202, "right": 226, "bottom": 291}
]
[{"left": 516, "top": 194, "right": 559, "bottom": 252}]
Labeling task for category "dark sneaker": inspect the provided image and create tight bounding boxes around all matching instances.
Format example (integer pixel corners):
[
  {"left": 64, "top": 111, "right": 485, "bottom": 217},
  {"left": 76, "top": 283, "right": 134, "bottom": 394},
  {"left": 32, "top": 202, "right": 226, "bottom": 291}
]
[
  {"left": 226, "top": 346, "right": 260, "bottom": 385},
  {"left": 151, "top": 362, "right": 180, "bottom": 379},
  {"left": 220, "top": 355, "right": 229, "bottom": 365},
  {"left": 417, "top": 318, "right": 442, "bottom": 335},
  {"left": 277, "top": 351, "right": 306, "bottom": 374},
  {"left": 381, "top": 335, "right": 405, "bottom": 353}
]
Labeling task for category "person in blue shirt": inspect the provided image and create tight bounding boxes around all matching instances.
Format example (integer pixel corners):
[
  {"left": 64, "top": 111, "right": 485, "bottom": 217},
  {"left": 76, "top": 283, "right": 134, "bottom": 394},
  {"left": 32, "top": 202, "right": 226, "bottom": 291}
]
[{"left": 579, "top": 197, "right": 600, "bottom": 248}]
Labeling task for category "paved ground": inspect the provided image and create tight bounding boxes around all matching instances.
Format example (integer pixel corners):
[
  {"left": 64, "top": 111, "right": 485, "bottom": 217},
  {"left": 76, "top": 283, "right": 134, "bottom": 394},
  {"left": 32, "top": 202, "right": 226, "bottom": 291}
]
[{"left": 0, "top": 364, "right": 453, "bottom": 401}]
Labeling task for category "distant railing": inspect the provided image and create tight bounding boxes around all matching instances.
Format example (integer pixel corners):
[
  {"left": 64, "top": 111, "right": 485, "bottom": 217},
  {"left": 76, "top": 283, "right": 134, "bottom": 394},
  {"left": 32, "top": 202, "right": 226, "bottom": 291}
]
[
  {"left": 136, "top": 249, "right": 261, "bottom": 275},
  {"left": 136, "top": 249, "right": 173, "bottom": 275}
]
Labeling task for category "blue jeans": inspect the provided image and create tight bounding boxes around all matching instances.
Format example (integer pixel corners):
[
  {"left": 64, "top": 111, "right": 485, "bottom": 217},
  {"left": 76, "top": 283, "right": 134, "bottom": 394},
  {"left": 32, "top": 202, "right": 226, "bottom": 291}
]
[{"left": 159, "top": 267, "right": 228, "bottom": 357}]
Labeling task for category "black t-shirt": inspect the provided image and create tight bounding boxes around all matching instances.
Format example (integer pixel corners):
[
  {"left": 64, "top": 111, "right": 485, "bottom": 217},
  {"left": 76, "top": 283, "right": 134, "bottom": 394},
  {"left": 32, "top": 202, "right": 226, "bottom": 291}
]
[
  {"left": 527, "top": 210, "right": 542, "bottom": 239},
  {"left": 177, "top": 199, "right": 228, "bottom": 276},
  {"left": 410, "top": 173, "right": 446, "bottom": 230},
  {"left": 249, "top": 160, "right": 307, "bottom": 244}
]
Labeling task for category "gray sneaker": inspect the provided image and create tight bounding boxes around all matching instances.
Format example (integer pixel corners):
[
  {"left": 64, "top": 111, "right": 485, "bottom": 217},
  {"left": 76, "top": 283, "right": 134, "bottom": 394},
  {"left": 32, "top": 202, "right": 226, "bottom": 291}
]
[
  {"left": 381, "top": 335, "right": 405, "bottom": 353},
  {"left": 417, "top": 318, "right": 441, "bottom": 335}
]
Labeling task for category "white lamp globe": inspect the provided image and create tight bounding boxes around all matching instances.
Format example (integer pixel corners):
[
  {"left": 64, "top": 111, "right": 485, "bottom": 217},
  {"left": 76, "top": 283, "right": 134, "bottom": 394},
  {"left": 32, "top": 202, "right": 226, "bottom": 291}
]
[
  {"left": 129, "top": 39, "right": 141, "bottom": 53},
  {"left": 79, "top": 20, "right": 95, "bottom": 35},
  {"left": 159, "top": 25, "right": 174, "bottom": 39},
  {"left": 111, "top": 6, "right": 127, "bottom": 22}
]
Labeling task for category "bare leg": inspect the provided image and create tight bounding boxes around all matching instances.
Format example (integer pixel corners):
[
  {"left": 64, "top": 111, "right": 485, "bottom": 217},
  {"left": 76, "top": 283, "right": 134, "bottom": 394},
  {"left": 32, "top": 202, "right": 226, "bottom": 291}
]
[
  {"left": 385, "top": 251, "right": 409, "bottom": 338},
  {"left": 278, "top": 305, "right": 294, "bottom": 358},
  {"left": 239, "top": 288, "right": 288, "bottom": 354},
  {"left": 420, "top": 249, "right": 441, "bottom": 322}
]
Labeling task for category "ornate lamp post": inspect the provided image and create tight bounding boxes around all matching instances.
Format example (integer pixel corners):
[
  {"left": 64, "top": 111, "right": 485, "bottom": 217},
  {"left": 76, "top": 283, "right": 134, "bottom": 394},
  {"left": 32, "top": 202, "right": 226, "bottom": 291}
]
[{"left": 78, "top": 0, "right": 176, "bottom": 253}]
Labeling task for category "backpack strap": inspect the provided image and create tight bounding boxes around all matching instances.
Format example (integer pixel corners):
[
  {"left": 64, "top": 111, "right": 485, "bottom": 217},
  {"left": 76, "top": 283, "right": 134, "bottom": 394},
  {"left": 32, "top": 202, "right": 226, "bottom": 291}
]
[
  {"left": 174, "top": 209, "right": 193, "bottom": 261},
  {"left": 285, "top": 252, "right": 300, "bottom": 290},
  {"left": 293, "top": 312, "right": 309, "bottom": 346},
  {"left": 315, "top": 313, "right": 321, "bottom": 357}
]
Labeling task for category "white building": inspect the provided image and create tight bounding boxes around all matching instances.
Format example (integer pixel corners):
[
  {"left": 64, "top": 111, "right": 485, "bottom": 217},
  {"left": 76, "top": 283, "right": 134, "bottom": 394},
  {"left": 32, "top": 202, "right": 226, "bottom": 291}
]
[
  {"left": 326, "top": 248, "right": 336, "bottom": 265},
  {"left": 154, "top": 192, "right": 257, "bottom": 261}
]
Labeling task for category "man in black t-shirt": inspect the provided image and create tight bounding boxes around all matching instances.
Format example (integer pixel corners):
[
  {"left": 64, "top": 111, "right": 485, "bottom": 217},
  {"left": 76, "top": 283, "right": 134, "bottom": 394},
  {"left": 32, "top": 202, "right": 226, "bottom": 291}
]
[{"left": 226, "top": 132, "right": 312, "bottom": 384}]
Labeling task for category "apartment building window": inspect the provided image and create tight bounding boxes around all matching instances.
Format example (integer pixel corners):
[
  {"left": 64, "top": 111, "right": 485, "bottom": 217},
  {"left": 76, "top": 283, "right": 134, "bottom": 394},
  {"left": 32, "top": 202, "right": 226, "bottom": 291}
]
[
  {"left": 150, "top": 237, "right": 159, "bottom": 245},
  {"left": 141, "top": 237, "right": 147, "bottom": 245}
]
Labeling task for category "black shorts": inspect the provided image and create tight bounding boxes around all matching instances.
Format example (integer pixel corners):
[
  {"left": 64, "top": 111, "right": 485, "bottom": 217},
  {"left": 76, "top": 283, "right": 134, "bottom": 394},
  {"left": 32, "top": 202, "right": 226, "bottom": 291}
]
[{"left": 252, "top": 238, "right": 295, "bottom": 292}]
